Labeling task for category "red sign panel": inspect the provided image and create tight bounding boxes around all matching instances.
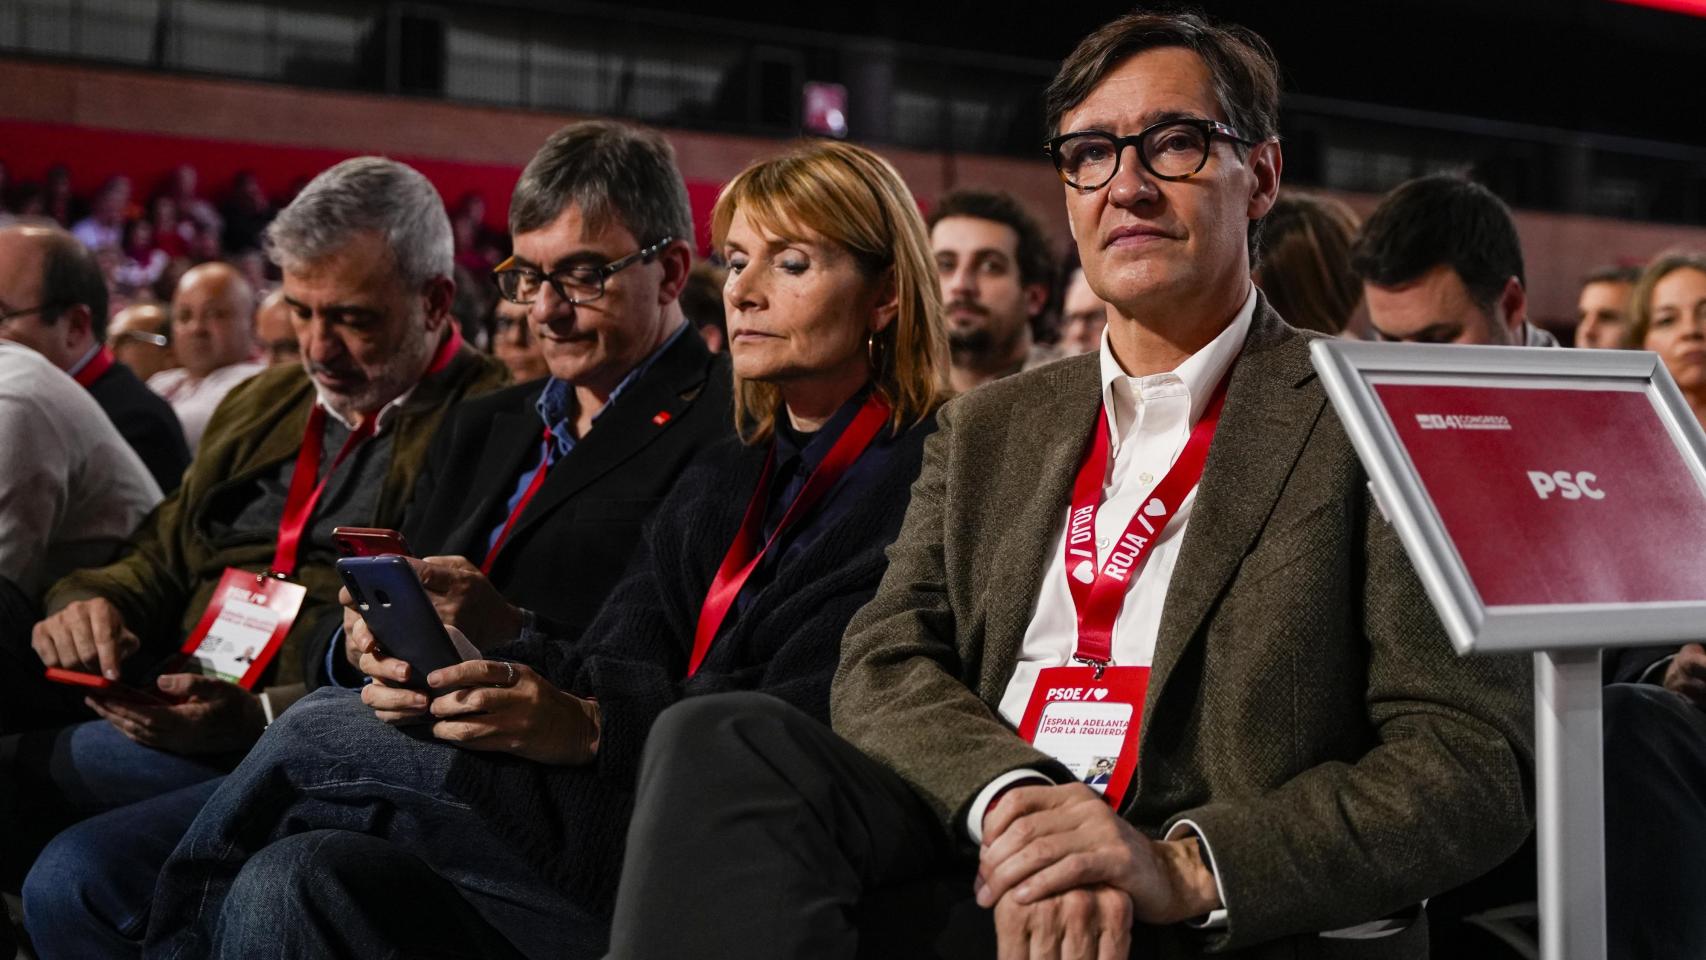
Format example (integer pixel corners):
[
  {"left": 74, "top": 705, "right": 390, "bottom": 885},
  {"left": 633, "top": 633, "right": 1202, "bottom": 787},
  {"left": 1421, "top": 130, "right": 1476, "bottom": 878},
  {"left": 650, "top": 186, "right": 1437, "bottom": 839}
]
[{"left": 1375, "top": 383, "right": 1706, "bottom": 607}]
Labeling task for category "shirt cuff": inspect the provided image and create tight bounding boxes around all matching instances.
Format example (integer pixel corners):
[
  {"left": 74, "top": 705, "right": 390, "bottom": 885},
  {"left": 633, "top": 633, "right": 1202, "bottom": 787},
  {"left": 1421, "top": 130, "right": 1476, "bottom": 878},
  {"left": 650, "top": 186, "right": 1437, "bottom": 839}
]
[
  {"left": 323, "top": 625, "right": 367, "bottom": 689},
  {"left": 516, "top": 607, "right": 550, "bottom": 645},
  {"left": 966, "top": 769, "right": 1055, "bottom": 844},
  {"left": 1165, "top": 819, "right": 1229, "bottom": 929}
]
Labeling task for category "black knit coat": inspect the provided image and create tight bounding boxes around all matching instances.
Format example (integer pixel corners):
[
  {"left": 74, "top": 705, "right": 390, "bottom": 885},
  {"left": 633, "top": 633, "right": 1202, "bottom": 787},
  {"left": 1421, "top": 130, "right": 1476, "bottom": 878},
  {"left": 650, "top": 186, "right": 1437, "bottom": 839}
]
[{"left": 444, "top": 411, "right": 937, "bottom": 919}]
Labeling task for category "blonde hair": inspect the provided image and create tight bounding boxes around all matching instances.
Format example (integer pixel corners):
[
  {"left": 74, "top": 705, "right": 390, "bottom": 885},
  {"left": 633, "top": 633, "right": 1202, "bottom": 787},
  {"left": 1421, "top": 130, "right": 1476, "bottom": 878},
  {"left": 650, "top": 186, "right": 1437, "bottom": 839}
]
[
  {"left": 711, "top": 140, "right": 948, "bottom": 442},
  {"left": 1626, "top": 250, "right": 1706, "bottom": 349}
]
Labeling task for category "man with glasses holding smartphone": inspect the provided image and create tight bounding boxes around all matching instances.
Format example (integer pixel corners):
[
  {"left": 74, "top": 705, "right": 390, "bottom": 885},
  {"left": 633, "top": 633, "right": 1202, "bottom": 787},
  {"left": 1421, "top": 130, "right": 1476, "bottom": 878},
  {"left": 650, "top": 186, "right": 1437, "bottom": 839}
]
[
  {"left": 605, "top": 11, "right": 1532, "bottom": 960},
  {"left": 0, "top": 224, "right": 190, "bottom": 493},
  {"left": 302, "top": 119, "right": 732, "bottom": 693}
]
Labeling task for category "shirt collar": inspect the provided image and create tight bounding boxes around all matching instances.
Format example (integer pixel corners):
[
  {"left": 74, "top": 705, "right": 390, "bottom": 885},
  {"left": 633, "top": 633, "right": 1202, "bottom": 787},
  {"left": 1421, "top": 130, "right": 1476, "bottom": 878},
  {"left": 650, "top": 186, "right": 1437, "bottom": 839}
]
[
  {"left": 773, "top": 382, "right": 873, "bottom": 474},
  {"left": 314, "top": 383, "right": 414, "bottom": 435},
  {"left": 535, "top": 318, "right": 690, "bottom": 452},
  {"left": 1097, "top": 283, "right": 1256, "bottom": 441},
  {"left": 67, "top": 343, "right": 102, "bottom": 378}
]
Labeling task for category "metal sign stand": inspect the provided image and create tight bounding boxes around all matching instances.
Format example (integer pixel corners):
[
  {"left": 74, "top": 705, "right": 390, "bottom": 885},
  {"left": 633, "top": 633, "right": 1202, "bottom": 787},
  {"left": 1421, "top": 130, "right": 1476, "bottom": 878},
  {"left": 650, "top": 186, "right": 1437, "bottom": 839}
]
[
  {"left": 1306, "top": 342, "right": 1706, "bottom": 960},
  {"left": 1535, "top": 649, "right": 1606, "bottom": 960}
]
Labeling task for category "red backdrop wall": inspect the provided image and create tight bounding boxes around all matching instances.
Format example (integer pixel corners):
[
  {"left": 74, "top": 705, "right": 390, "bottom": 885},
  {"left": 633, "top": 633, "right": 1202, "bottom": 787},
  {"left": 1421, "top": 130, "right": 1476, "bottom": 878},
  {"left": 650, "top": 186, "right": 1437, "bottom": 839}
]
[{"left": 3, "top": 119, "right": 725, "bottom": 254}]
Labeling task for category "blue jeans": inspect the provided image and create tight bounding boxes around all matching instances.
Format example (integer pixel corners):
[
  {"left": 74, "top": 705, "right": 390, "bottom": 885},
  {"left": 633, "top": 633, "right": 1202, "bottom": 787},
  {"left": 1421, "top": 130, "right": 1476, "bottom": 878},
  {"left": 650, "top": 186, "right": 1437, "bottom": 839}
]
[
  {"left": 23, "top": 778, "right": 222, "bottom": 960},
  {"left": 143, "top": 688, "right": 604, "bottom": 960},
  {"left": 0, "top": 719, "right": 235, "bottom": 888}
]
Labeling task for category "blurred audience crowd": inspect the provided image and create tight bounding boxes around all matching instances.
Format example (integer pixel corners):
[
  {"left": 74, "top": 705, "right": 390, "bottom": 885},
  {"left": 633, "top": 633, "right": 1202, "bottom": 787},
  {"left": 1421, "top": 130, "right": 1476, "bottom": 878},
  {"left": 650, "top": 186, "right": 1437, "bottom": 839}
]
[{"left": 0, "top": 10, "right": 1701, "bottom": 959}]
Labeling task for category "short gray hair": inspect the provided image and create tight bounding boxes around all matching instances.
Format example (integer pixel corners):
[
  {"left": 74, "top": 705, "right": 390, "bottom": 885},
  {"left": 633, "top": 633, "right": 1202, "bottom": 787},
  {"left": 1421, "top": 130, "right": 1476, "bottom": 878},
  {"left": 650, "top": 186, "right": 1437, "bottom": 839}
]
[
  {"left": 509, "top": 120, "right": 692, "bottom": 246},
  {"left": 265, "top": 157, "right": 453, "bottom": 287}
]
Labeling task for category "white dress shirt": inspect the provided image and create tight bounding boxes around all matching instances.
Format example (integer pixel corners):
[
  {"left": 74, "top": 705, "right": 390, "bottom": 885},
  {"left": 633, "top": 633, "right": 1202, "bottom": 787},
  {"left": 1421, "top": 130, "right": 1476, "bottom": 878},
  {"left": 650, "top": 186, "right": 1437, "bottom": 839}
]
[
  {"left": 966, "top": 286, "right": 1256, "bottom": 929},
  {"left": 992, "top": 288, "right": 1255, "bottom": 728},
  {"left": 149, "top": 362, "right": 266, "bottom": 450},
  {"left": 0, "top": 342, "right": 162, "bottom": 596}
]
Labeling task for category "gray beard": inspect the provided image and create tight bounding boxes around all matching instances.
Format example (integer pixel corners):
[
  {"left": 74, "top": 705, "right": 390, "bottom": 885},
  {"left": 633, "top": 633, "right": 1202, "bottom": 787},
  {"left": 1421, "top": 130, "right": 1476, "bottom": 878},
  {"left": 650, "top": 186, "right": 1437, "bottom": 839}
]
[{"left": 310, "top": 322, "right": 436, "bottom": 421}]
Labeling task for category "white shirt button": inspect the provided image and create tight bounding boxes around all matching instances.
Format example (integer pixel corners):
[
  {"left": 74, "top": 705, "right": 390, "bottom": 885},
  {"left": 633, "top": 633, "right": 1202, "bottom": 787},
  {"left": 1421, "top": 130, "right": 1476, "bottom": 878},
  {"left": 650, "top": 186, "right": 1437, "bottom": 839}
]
[{"left": 1139, "top": 472, "right": 1155, "bottom": 485}]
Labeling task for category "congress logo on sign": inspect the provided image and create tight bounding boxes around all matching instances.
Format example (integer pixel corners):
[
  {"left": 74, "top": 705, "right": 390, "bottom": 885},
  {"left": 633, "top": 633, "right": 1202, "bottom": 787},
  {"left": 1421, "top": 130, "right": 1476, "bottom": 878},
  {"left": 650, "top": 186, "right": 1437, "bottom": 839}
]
[{"left": 1415, "top": 413, "right": 1512, "bottom": 431}]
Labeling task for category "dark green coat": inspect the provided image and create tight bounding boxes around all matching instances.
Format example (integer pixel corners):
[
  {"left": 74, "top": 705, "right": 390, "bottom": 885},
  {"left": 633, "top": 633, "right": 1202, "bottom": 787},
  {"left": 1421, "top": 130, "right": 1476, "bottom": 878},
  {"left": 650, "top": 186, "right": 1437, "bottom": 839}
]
[{"left": 46, "top": 345, "right": 508, "bottom": 686}]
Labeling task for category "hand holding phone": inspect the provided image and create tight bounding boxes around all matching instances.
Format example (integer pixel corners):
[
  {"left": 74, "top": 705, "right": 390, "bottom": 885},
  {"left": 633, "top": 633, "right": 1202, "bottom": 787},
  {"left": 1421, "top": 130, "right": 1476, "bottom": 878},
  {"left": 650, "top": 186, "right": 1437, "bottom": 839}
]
[
  {"left": 337, "top": 556, "right": 465, "bottom": 692},
  {"left": 43, "top": 667, "right": 183, "bottom": 707}
]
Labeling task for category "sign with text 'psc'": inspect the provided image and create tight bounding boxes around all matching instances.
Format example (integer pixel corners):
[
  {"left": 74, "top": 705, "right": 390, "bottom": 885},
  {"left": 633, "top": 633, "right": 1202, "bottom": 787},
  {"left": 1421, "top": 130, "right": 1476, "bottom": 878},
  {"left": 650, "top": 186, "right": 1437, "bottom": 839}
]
[{"left": 1312, "top": 342, "right": 1706, "bottom": 654}]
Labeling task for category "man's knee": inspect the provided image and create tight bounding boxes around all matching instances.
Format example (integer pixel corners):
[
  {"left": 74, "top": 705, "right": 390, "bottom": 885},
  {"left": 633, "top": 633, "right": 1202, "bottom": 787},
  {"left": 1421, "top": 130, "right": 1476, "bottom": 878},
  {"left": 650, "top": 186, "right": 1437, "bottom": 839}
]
[
  {"left": 224, "top": 830, "right": 367, "bottom": 922},
  {"left": 1605, "top": 682, "right": 1705, "bottom": 768},
  {"left": 646, "top": 692, "right": 804, "bottom": 770},
  {"left": 245, "top": 687, "right": 378, "bottom": 763},
  {"left": 23, "top": 824, "right": 100, "bottom": 930}
]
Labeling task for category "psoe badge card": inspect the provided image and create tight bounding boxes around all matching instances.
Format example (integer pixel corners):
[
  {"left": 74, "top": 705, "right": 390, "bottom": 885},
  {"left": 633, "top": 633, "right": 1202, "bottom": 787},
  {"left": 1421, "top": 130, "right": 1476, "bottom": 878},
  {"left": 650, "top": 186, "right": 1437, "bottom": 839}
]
[
  {"left": 1017, "top": 665, "right": 1149, "bottom": 808},
  {"left": 179, "top": 568, "right": 307, "bottom": 688}
]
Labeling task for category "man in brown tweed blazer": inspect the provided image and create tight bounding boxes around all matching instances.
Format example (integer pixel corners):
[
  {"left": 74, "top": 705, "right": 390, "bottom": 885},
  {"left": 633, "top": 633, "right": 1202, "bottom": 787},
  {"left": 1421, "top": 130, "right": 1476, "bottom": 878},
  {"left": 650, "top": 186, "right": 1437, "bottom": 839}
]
[{"left": 605, "top": 11, "right": 1533, "bottom": 960}]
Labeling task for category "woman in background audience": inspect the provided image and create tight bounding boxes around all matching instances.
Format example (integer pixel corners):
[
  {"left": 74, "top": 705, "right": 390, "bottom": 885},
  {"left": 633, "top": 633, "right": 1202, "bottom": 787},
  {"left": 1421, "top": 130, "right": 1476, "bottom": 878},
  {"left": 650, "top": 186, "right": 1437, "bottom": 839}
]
[
  {"left": 1253, "top": 190, "right": 1367, "bottom": 337},
  {"left": 1627, "top": 250, "right": 1706, "bottom": 428},
  {"left": 145, "top": 139, "right": 950, "bottom": 960},
  {"left": 489, "top": 295, "right": 549, "bottom": 382},
  {"left": 113, "top": 217, "right": 169, "bottom": 294}
]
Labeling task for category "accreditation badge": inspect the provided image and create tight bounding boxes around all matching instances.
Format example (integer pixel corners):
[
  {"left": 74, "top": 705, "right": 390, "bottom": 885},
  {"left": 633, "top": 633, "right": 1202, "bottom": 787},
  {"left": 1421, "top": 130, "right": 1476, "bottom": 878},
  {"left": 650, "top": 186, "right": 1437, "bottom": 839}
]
[
  {"left": 1016, "top": 665, "right": 1149, "bottom": 809},
  {"left": 178, "top": 568, "right": 307, "bottom": 688}
]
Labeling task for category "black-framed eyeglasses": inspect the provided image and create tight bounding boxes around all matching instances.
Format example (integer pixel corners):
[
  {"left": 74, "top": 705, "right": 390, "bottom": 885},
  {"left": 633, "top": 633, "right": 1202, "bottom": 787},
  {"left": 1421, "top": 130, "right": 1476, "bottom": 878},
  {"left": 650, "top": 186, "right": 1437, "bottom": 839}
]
[
  {"left": 0, "top": 302, "right": 65, "bottom": 327},
  {"left": 1045, "top": 118, "right": 1259, "bottom": 190},
  {"left": 492, "top": 236, "right": 676, "bottom": 306}
]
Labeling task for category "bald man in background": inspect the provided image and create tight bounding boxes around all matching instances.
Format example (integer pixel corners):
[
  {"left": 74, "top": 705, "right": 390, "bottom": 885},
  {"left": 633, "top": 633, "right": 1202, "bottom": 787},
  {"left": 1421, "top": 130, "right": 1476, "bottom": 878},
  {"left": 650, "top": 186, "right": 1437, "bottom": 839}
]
[
  {"left": 254, "top": 288, "right": 301, "bottom": 367},
  {"left": 108, "top": 304, "right": 178, "bottom": 383},
  {"left": 0, "top": 225, "right": 189, "bottom": 492},
  {"left": 149, "top": 262, "right": 266, "bottom": 449}
]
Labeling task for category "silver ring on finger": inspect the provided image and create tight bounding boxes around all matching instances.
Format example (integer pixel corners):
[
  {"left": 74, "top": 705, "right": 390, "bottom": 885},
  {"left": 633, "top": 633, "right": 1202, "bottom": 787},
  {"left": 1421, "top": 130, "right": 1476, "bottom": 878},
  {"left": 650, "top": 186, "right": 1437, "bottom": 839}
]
[{"left": 502, "top": 661, "right": 517, "bottom": 687}]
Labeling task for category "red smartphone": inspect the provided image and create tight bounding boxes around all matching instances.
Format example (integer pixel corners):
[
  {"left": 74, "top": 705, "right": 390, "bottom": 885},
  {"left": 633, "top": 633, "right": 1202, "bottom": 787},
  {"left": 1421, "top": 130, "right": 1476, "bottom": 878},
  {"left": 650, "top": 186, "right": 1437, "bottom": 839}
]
[
  {"left": 332, "top": 526, "right": 413, "bottom": 558},
  {"left": 44, "top": 667, "right": 183, "bottom": 706}
]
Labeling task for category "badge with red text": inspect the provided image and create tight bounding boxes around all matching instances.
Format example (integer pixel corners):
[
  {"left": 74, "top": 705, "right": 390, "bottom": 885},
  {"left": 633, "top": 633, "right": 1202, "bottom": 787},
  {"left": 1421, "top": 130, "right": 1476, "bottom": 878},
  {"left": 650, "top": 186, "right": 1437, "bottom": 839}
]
[
  {"left": 178, "top": 568, "right": 306, "bottom": 688},
  {"left": 1017, "top": 665, "right": 1149, "bottom": 809}
]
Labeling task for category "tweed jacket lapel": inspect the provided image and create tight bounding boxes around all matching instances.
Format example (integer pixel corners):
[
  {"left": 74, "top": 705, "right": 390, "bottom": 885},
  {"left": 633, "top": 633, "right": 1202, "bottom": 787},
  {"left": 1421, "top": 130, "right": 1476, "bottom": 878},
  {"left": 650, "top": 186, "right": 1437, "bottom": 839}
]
[
  {"left": 974, "top": 355, "right": 1103, "bottom": 697},
  {"left": 1144, "top": 304, "right": 1325, "bottom": 723}
]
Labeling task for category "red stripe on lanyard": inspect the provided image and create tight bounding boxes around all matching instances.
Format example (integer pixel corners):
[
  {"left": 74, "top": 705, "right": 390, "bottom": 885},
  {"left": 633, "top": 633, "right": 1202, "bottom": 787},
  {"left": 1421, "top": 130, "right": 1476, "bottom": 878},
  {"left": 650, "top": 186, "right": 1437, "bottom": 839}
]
[
  {"left": 272, "top": 406, "right": 375, "bottom": 577},
  {"left": 480, "top": 427, "right": 555, "bottom": 575},
  {"left": 269, "top": 324, "right": 461, "bottom": 578},
  {"left": 426, "top": 323, "right": 464, "bottom": 376},
  {"left": 1064, "top": 368, "right": 1233, "bottom": 667},
  {"left": 72, "top": 346, "right": 115, "bottom": 389},
  {"left": 687, "top": 392, "right": 891, "bottom": 677}
]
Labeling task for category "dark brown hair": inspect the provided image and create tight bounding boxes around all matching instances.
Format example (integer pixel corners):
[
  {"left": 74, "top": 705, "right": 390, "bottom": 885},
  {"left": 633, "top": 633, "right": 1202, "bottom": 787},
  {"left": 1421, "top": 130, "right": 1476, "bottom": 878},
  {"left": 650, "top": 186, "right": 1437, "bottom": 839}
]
[
  {"left": 926, "top": 190, "right": 1054, "bottom": 290},
  {"left": 1253, "top": 192, "right": 1362, "bottom": 335},
  {"left": 1045, "top": 10, "right": 1281, "bottom": 142},
  {"left": 1045, "top": 10, "right": 1281, "bottom": 264}
]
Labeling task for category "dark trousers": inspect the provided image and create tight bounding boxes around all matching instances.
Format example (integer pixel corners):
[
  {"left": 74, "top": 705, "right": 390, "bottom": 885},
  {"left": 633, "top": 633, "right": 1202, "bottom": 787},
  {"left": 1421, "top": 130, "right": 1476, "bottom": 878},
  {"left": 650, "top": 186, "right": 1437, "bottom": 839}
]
[
  {"left": 607, "top": 691, "right": 976, "bottom": 960},
  {"left": 0, "top": 575, "right": 90, "bottom": 736},
  {"left": 23, "top": 778, "right": 221, "bottom": 960},
  {"left": 1604, "top": 682, "right": 1706, "bottom": 960},
  {"left": 0, "top": 720, "right": 234, "bottom": 892},
  {"left": 143, "top": 688, "right": 604, "bottom": 960}
]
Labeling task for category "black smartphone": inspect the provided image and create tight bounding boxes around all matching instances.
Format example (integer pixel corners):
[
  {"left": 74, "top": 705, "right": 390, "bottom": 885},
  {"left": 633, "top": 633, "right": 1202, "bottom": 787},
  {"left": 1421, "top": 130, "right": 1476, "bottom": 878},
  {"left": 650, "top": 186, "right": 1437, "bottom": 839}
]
[{"left": 336, "top": 555, "right": 465, "bottom": 691}]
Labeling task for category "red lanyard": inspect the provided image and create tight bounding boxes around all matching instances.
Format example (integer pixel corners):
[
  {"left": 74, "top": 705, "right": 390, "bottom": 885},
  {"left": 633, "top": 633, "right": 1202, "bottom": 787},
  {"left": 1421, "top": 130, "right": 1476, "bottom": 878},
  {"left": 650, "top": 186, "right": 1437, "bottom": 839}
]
[
  {"left": 480, "top": 427, "right": 555, "bottom": 575},
  {"left": 688, "top": 392, "right": 891, "bottom": 676},
  {"left": 269, "top": 324, "right": 463, "bottom": 577},
  {"left": 72, "top": 346, "right": 115, "bottom": 389},
  {"left": 1064, "top": 369, "right": 1233, "bottom": 667},
  {"left": 272, "top": 406, "right": 375, "bottom": 577}
]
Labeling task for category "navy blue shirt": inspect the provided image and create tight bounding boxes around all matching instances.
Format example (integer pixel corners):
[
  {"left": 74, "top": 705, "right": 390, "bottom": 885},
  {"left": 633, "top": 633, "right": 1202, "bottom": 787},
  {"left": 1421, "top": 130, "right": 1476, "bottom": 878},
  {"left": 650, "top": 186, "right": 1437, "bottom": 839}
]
[{"left": 731, "top": 385, "right": 896, "bottom": 620}]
